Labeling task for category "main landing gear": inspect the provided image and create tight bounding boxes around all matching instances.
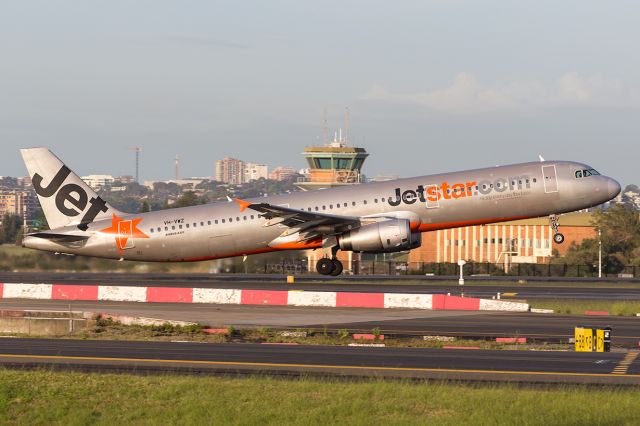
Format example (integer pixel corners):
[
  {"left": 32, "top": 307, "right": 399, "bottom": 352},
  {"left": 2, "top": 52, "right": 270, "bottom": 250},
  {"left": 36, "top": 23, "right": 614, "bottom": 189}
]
[
  {"left": 549, "top": 214, "right": 565, "bottom": 244},
  {"left": 316, "top": 247, "right": 344, "bottom": 276}
]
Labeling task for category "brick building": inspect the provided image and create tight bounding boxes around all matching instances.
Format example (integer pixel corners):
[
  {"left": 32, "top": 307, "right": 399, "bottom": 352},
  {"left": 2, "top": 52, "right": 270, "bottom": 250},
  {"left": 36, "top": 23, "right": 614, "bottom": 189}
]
[{"left": 408, "top": 211, "right": 596, "bottom": 264}]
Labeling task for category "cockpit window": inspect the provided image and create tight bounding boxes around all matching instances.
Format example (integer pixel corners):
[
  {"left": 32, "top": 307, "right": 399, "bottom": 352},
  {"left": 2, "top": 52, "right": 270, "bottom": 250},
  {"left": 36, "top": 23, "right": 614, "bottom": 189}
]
[{"left": 575, "top": 168, "right": 600, "bottom": 179}]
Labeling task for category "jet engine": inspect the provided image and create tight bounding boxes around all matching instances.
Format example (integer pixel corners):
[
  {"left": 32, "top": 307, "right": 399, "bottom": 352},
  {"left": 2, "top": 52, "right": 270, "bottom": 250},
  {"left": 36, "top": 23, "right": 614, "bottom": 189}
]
[{"left": 337, "top": 219, "right": 421, "bottom": 253}]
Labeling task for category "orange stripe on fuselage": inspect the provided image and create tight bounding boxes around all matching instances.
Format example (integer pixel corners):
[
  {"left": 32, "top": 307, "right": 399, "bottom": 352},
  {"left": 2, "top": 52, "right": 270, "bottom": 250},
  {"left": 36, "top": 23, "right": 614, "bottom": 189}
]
[{"left": 179, "top": 238, "right": 323, "bottom": 262}]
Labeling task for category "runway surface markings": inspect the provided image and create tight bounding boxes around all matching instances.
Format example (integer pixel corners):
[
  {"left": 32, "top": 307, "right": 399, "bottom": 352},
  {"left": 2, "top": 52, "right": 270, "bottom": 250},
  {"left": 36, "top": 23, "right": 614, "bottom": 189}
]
[
  {"left": 611, "top": 351, "right": 639, "bottom": 375},
  {"left": 0, "top": 353, "right": 639, "bottom": 380}
]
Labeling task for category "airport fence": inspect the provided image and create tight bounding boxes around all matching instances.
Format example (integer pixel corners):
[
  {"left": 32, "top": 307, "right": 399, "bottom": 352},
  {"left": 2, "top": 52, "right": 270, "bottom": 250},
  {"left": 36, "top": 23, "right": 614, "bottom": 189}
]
[{"left": 266, "top": 260, "right": 640, "bottom": 278}]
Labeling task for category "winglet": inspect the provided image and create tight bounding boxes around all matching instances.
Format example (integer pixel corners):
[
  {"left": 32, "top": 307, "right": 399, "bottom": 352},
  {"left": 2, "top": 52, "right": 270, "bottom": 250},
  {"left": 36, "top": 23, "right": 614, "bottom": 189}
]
[
  {"left": 538, "top": 155, "right": 545, "bottom": 162},
  {"left": 234, "top": 198, "right": 252, "bottom": 212}
]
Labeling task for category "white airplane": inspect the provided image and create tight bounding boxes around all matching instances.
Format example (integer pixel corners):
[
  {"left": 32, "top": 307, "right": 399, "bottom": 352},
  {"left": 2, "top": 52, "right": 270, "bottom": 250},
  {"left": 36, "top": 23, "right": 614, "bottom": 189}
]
[{"left": 21, "top": 148, "right": 620, "bottom": 275}]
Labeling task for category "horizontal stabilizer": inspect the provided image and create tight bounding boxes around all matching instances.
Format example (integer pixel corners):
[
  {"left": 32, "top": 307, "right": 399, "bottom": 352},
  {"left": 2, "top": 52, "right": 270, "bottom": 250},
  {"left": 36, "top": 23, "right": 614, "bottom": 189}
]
[{"left": 27, "top": 232, "right": 91, "bottom": 243}]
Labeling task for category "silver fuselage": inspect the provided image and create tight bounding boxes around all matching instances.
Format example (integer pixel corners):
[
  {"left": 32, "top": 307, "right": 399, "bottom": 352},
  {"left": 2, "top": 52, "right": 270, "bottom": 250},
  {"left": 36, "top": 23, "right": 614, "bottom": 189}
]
[{"left": 23, "top": 160, "right": 621, "bottom": 261}]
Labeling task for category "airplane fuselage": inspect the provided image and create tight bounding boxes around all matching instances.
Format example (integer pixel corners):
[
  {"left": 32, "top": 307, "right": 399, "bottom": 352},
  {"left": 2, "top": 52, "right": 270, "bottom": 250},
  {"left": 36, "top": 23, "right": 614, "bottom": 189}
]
[{"left": 23, "top": 160, "right": 621, "bottom": 262}]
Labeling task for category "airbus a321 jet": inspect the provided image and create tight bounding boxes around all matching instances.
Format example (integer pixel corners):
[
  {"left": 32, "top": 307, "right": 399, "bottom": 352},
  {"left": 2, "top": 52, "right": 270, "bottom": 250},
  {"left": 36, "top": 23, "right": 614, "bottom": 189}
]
[{"left": 21, "top": 148, "right": 620, "bottom": 276}]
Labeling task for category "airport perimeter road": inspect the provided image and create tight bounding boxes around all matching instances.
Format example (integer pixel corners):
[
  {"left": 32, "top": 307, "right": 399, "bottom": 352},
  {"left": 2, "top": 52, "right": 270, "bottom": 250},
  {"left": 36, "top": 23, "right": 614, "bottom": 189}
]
[
  {"left": 0, "top": 338, "right": 638, "bottom": 385},
  {"left": 1, "top": 272, "right": 640, "bottom": 300},
  {"left": 2, "top": 299, "right": 639, "bottom": 346}
]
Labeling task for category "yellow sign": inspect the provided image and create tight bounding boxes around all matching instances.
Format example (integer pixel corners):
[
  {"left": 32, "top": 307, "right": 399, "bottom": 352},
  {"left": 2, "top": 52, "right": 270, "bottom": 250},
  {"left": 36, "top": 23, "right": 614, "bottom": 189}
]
[
  {"left": 595, "top": 328, "right": 605, "bottom": 352},
  {"left": 575, "top": 327, "right": 610, "bottom": 352},
  {"left": 575, "top": 327, "right": 594, "bottom": 352}
]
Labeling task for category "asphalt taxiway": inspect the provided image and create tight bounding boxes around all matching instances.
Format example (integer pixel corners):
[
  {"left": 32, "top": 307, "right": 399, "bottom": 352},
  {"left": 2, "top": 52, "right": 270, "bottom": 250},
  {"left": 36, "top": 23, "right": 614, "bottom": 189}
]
[{"left": 0, "top": 338, "right": 638, "bottom": 385}]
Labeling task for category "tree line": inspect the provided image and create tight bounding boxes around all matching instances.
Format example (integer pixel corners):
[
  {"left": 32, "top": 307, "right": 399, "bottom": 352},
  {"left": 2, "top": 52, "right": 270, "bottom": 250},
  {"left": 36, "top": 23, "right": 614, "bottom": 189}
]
[{"left": 562, "top": 204, "right": 640, "bottom": 270}]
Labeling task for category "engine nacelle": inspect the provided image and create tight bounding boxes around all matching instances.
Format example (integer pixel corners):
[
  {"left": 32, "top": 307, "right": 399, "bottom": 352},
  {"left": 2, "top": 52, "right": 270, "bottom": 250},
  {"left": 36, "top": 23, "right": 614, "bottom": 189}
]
[{"left": 338, "top": 219, "right": 421, "bottom": 253}]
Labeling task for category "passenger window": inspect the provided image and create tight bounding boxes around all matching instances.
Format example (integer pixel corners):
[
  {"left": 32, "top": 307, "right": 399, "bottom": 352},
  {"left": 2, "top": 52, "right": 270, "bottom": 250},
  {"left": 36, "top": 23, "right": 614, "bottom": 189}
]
[
  {"left": 352, "top": 202, "right": 356, "bottom": 206},
  {"left": 179, "top": 225, "right": 183, "bottom": 229},
  {"left": 329, "top": 204, "right": 333, "bottom": 209},
  {"left": 172, "top": 226, "right": 175, "bottom": 230},
  {"left": 322, "top": 206, "right": 326, "bottom": 210},
  {"left": 251, "top": 215, "right": 254, "bottom": 219},
  {"left": 363, "top": 200, "right": 367, "bottom": 205},
  {"left": 165, "top": 226, "right": 168, "bottom": 231},
  {"left": 157, "top": 227, "right": 161, "bottom": 232},
  {"left": 336, "top": 203, "right": 340, "bottom": 208},
  {"left": 315, "top": 207, "right": 319, "bottom": 211},
  {"left": 243, "top": 216, "right": 247, "bottom": 220},
  {"left": 374, "top": 199, "right": 378, "bottom": 203},
  {"left": 185, "top": 223, "right": 189, "bottom": 228},
  {"left": 193, "top": 223, "right": 196, "bottom": 227},
  {"left": 344, "top": 203, "right": 347, "bottom": 207},
  {"left": 149, "top": 228, "right": 154, "bottom": 233},
  {"left": 229, "top": 218, "right": 233, "bottom": 222},
  {"left": 236, "top": 217, "right": 240, "bottom": 221},
  {"left": 207, "top": 220, "right": 211, "bottom": 225},
  {"left": 201, "top": 221, "right": 205, "bottom": 226},
  {"left": 222, "top": 219, "right": 225, "bottom": 223}
]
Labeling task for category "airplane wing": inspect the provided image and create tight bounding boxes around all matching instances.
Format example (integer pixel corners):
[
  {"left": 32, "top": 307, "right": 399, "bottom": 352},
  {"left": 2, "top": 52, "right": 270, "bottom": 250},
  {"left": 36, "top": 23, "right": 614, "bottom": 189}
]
[{"left": 234, "top": 198, "right": 360, "bottom": 245}]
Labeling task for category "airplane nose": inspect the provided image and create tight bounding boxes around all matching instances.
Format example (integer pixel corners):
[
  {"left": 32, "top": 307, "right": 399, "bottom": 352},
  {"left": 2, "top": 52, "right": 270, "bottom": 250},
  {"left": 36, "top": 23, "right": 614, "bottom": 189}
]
[{"left": 606, "top": 177, "right": 621, "bottom": 200}]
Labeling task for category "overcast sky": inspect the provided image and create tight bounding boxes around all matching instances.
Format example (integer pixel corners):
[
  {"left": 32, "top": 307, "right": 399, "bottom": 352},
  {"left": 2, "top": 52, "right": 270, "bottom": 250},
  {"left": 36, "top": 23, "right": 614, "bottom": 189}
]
[{"left": 1, "top": 1, "right": 638, "bottom": 184}]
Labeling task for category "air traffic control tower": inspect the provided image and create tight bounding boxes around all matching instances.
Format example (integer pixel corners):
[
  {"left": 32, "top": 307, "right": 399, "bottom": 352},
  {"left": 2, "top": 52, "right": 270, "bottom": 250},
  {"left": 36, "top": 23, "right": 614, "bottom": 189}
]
[{"left": 295, "top": 130, "right": 369, "bottom": 191}]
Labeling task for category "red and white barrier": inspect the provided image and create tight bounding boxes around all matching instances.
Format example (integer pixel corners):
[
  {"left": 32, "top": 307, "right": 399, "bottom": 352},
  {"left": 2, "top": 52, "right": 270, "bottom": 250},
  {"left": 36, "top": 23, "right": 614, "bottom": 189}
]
[{"left": 0, "top": 283, "right": 529, "bottom": 312}]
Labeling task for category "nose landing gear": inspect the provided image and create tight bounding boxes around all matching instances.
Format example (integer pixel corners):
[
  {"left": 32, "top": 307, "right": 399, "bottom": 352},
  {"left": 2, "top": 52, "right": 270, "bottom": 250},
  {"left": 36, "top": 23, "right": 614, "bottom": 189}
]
[{"left": 549, "top": 214, "right": 565, "bottom": 244}]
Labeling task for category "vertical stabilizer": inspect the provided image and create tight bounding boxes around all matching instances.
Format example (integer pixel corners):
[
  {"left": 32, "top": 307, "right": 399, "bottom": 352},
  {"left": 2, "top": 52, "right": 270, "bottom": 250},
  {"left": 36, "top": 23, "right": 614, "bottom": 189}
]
[{"left": 20, "top": 147, "right": 122, "bottom": 230}]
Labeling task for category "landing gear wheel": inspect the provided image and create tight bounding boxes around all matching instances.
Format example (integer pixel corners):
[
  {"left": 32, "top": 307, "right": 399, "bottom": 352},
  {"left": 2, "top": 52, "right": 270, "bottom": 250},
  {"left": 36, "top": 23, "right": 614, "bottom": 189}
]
[
  {"left": 316, "top": 258, "right": 335, "bottom": 275},
  {"left": 549, "top": 215, "right": 564, "bottom": 244},
  {"left": 329, "top": 259, "right": 343, "bottom": 276}
]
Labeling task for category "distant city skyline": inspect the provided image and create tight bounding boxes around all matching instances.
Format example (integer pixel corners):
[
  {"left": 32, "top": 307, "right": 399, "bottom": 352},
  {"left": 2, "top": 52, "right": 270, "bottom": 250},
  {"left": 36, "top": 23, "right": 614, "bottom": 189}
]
[{"left": 1, "top": 1, "right": 638, "bottom": 185}]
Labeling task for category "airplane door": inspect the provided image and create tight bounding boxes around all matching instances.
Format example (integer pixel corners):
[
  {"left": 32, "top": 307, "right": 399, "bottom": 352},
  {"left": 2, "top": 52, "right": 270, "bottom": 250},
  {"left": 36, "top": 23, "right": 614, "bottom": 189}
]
[
  {"left": 542, "top": 165, "right": 558, "bottom": 193},
  {"left": 117, "top": 220, "right": 135, "bottom": 250}
]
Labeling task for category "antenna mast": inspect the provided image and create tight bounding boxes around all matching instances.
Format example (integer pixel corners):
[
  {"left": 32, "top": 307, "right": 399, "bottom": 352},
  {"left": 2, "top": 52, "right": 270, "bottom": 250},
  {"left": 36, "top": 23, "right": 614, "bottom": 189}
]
[
  {"left": 344, "top": 106, "right": 350, "bottom": 145},
  {"left": 322, "top": 107, "right": 329, "bottom": 144}
]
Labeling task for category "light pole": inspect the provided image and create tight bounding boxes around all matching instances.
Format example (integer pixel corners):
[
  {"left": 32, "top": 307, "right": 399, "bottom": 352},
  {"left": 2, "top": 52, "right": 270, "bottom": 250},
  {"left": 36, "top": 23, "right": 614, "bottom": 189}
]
[
  {"left": 458, "top": 259, "right": 466, "bottom": 286},
  {"left": 598, "top": 228, "right": 602, "bottom": 279}
]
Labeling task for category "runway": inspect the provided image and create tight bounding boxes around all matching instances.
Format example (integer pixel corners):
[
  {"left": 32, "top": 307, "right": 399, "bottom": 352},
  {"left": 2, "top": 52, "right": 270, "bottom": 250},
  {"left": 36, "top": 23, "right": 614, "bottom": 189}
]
[
  {"left": 0, "top": 337, "right": 638, "bottom": 385},
  {"left": 2, "top": 299, "right": 639, "bottom": 346},
  {"left": 1, "top": 272, "right": 640, "bottom": 300}
]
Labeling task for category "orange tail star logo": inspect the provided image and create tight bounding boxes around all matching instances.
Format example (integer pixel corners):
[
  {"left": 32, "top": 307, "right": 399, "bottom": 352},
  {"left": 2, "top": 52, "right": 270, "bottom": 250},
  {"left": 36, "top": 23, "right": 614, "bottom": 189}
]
[{"left": 100, "top": 213, "right": 150, "bottom": 253}]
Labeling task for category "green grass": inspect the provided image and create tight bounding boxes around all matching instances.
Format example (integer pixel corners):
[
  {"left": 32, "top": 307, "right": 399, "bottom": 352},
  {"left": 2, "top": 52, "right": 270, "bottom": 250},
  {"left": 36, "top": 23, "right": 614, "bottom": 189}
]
[
  {"left": 0, "top": 369, "right": 639, "bottom": 425},
  {"left": 532, "top": 299, "right": 640, "bottom": 316}
]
